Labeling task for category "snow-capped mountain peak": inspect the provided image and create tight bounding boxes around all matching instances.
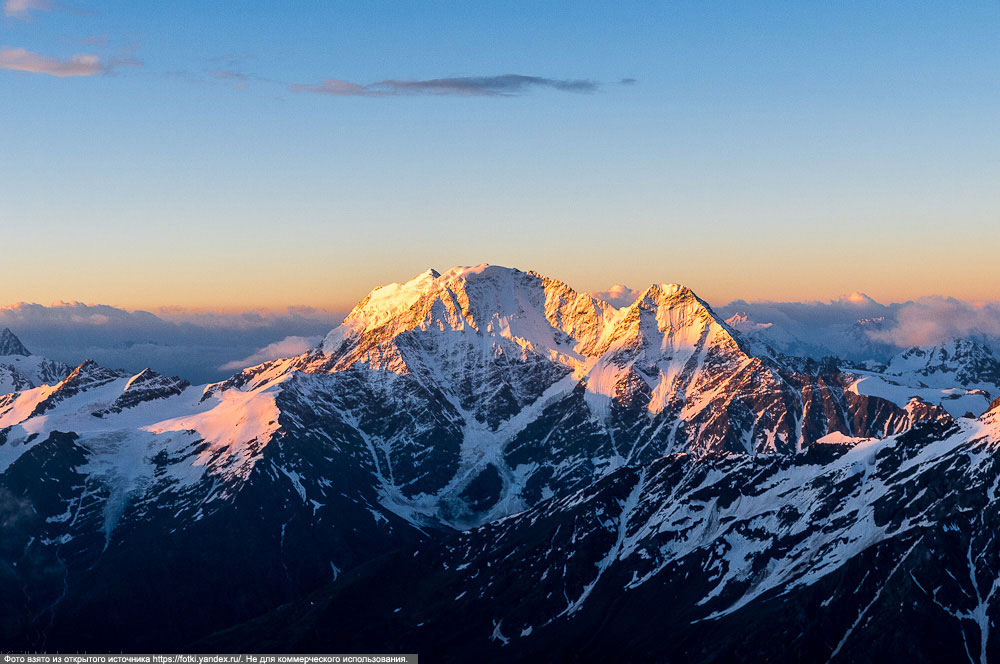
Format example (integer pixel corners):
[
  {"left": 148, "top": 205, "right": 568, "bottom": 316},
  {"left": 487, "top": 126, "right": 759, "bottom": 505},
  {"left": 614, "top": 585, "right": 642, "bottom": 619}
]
[
  {"left": 0, "top": 329, "right": 72, "bottom": 395},
  {"left": 0, "top": 327, "right": 31, "bottom": 356},
  {"left": 319, "top": 264, "right": 613, "bottom": 370},
  {"left": 319, "top": 267, "right": 737, "bottom": 370},
  {"left": 838, "top": 291, "right": 877, "bottom": 305}
]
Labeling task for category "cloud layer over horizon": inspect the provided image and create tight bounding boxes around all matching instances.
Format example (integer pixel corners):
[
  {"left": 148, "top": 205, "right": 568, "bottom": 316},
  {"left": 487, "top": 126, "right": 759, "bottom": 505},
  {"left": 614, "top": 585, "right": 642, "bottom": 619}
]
[
  {"left": 0, "top": 301, "right": 344, "bottom": 384},
  {"left": 866, "top": 298, "right": 1000, "bottom": 348},
  {"left": 586, "top": 286, "right": 1000, "bottom": 362},
  {"left": 717, "top": 294, "right": 1000, "bottom": 360},
  {"left": 4, "top": 292, "right": 1000, "bottom": 384}
]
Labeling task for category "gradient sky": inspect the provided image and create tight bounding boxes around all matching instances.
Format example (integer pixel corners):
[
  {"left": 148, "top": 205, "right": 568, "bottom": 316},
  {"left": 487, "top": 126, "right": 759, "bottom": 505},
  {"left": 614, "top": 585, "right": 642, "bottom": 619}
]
[{"left": 1, "top": 1, "right": 998, "bottom": 311}]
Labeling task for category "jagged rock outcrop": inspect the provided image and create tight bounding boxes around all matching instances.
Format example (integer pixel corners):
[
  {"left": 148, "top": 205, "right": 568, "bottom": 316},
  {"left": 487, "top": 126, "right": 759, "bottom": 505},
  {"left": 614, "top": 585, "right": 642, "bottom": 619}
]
[{"left": 0, "top": 328, "right": 71, "bottom": 394}]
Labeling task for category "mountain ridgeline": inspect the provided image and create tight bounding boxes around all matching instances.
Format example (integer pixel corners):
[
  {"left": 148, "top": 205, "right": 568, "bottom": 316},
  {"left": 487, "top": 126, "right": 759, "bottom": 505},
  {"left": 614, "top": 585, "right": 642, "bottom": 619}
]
[{"left": 1, "top": 265, "right": 1000, "bottom": 661}]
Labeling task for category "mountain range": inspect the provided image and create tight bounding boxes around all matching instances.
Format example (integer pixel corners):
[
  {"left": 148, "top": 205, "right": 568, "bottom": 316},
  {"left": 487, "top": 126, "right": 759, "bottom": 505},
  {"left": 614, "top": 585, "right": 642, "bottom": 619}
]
[{"left": 2, "top": 264, "right": 1000, "bottom": 661}]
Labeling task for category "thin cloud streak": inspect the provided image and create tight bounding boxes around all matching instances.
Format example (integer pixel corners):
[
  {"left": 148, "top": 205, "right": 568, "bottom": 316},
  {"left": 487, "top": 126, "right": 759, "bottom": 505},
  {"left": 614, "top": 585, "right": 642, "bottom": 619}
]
[
  {"left": 77, "top": 34, "right": 109, "bottom": 47},
  {"left": 0, "top": 46, "right": 140, "bottom": 77},
  {"left": 291, "top": 74, "right": 601, "bottom": 97},
  {"left": 213, "top": 69, "right": 263, "bottom": 90},
  {"left": 0, "top": 46, "right": 104, "bottom": 76},
  {"left": 214, "top": 69, "right": 249, "bottom": 80},
  {"left": 3, "top": 0, "right": 49, "bottom": 18},
  {"left": 4, "top": 0, "right": 93, "bottom": 19}
]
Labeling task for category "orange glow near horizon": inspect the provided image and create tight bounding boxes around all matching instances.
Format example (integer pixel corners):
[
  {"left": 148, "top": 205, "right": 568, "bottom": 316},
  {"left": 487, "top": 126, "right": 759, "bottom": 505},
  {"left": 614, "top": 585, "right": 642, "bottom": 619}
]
[
  {"left": 3, "top": 247, "right": 999, "bottom": 313},
  {"left": 2, "top": 2, "right": 996, "bottom": 315}
]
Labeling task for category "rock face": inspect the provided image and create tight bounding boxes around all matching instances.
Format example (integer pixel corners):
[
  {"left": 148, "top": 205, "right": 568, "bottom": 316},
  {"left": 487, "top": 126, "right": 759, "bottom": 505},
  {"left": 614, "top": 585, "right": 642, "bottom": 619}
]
[
  {"left": 202, "top": 418, "right": 1000, "bottom": 664},
  {"left": 1, "top": 265, "right": 999, "bottom": 660},
  {"left": 0, "top": 328, "right": 72, "bottom": 394},
  {"left": 0, "top": 328, "right": 31, "bottom": 356}
]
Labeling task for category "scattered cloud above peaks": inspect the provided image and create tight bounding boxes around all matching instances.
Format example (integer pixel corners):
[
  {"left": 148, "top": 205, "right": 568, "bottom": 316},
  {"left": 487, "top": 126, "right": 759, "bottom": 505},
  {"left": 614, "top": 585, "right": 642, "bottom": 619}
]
[
  {"left": 76, "top": 34, "right": 108, "bottom": 47},
  {"left": 591, "top": 285, "right": 642, "bottom": 308},
  {"left": 866, "top": 297, "right": 1000, "bottom": 348},
  {"left": 219, "top": 335, "right": 321, "bottom": 371},
  {"left": 4, "top": 0, "right": 49, "bottom": 18},
  {"left": 214, "top": 69, "right": 248, "bottom": 81},
  {"left": 4, "top": 0, "right": 92, "bottom": 19},
  {"left": 291, "top": 74, "right": 602, "bottom": 97},
  {"left": 0, "top": 47, "right": 104, "bottom": 76},
  {"left": 0, "top": 46, "right": 138, "bottom": 77}
]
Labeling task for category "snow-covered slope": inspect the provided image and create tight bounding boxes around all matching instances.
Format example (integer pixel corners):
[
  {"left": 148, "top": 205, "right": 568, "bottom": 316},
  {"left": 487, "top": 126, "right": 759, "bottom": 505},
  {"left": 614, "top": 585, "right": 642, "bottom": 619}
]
[
  {"left": 192, "top": 265, "right": 948, "bottom": 527},
  {"left": 884, "top": 337, "right": 1000, "bottom": 392},
  {"left": 0, "top": 357, "right": 420, "bottom": 649},
  {"left": 844, "top": 338, "right": 1000, "bottom": 418},
  {"left": 203, "top": 410, "right": 1000, "bottom": 663},
  {"left": 2, "top": 266, "right": 954, "bottom": 533}
]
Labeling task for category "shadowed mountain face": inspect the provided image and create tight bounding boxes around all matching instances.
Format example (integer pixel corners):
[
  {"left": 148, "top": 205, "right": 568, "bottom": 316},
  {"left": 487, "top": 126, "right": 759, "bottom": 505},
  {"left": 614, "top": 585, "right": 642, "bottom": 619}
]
[
  {"left": 0, "top": 328, "right": 31, "bottom": 357},
  {"left": 0, "top": 329, "right": 72, "bottom": 394},
  {"left": 2, "top": 265, "right": 1000, "bottom": 660},
  {"left": 199, "top": 416, "right": 1000, "bottom": 663}
]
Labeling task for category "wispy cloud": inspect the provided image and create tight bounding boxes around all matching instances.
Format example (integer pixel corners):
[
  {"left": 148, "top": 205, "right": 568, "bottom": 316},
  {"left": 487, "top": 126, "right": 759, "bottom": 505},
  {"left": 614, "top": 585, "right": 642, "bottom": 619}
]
[
  {"left": 4, "top": 0, "right": 49, "bottom": 18},
  {"left": 77, "top": 34, "right": 108, "bottom": 47},
  {"left": 218, "top": 335, "right": 321, "bottom": 371},
  {"left": 214, "top": 69, "right": 248, "bottom": 80},
  {"left": 291, "top": 74, "right": 601, "bottom": 97},
  {"left": 213, "top": 69, "right": 255, "bottom": 90},
  {"left": 0, "top": 46, "right": 103, "bottom": 76},
  {"left": 4, "top": 0, "right": 92, "bottom": 19},
  {"left": 0, "top": 46, "right": 139, "bottom": 77}
]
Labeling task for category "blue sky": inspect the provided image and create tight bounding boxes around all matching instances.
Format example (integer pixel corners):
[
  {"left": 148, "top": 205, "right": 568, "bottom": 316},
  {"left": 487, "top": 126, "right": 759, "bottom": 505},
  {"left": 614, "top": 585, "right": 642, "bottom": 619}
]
[{"left": 1, "top": 1, "right": 998, "bottom": 309}]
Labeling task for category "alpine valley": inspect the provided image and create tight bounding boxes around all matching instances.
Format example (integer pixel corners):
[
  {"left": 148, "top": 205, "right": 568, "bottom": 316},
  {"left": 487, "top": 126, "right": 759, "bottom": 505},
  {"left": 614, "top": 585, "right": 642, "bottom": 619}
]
[{"left": 3, "top": 265, "right": 1000, "bottom": 662}]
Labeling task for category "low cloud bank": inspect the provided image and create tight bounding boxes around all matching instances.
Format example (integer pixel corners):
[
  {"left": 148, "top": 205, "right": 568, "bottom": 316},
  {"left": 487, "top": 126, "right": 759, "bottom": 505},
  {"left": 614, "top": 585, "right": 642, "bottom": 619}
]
[
  {"left": 6, "top": 293, "right": 1000, "bottom": 384},
  {"left": 219, "top": 335, "right": 321, "bottom": 371},
  {"left": 718, "top": 293, "right": 892, "bottom": 329},
  {"left": 714, "top": 294, "right": 1000, "bottom": 361},
  {"left": 866, "top": 297, "right": 1000, "bottom": 348},
  {"left": 0, "top": 302, "right": 343, "bottom": 384}
]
